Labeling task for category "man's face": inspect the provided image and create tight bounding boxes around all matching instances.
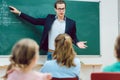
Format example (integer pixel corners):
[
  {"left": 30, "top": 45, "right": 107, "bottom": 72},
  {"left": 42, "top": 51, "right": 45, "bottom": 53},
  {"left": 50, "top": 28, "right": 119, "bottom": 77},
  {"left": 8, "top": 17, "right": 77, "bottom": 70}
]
[{"left": 55, "top": 3, "right": 65, "bottom": 18}]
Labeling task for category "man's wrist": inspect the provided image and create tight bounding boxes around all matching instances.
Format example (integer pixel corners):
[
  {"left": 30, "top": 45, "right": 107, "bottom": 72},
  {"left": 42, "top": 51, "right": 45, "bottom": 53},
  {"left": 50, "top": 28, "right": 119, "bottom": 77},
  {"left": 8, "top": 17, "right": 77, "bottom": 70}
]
[{"left": 18, "top": 11, "right": 21, "bottom": 16}]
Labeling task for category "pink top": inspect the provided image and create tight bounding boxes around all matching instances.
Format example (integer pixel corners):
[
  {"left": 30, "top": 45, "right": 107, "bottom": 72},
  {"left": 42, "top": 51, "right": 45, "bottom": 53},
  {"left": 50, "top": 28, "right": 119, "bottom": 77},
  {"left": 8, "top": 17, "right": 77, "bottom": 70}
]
[{"left": 7, "top": 70, "right": 51, "bottom": 80}]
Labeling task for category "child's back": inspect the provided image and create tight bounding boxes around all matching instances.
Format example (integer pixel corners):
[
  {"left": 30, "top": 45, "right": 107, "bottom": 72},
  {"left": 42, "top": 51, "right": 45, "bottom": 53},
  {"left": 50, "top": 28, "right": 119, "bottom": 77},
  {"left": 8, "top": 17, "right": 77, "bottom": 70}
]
[{"left": 7, "top": 69, "right": 51, "bottom": 80}]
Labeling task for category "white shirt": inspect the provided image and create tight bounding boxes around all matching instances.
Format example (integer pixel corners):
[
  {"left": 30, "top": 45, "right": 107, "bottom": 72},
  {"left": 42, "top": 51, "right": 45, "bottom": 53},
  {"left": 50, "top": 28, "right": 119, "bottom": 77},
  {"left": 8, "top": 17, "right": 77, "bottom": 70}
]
[{"left": 48, "top": 19, "right": 65, "bottom": 50}]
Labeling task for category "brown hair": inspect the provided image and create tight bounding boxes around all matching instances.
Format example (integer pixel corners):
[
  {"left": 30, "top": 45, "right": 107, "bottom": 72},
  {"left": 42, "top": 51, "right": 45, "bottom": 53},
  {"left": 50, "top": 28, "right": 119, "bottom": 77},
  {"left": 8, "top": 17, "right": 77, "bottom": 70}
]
[
  {"left": 53, "top": 33, "right": 76, "bottom": 68},
  {"left": 54, "top": 0, "right": 66, "bottom": 9},
  {"left": 3, "top": 38, "right": 39, "bottom": 79},
  {"left": 114, "top": 35, "right": 120, "bottom": 59}
]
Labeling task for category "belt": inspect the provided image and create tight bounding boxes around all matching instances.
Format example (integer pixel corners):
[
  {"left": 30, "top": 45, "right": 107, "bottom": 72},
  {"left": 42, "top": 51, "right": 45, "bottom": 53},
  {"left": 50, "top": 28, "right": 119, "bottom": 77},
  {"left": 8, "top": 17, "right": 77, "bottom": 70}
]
[{"left": 48, "top": 49, "right": 54, "bottom": 53}]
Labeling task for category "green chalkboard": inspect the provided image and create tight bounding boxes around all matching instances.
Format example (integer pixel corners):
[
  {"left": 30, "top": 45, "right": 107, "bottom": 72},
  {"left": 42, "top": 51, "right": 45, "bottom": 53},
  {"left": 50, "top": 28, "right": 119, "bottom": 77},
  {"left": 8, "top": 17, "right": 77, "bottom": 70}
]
[{"left": 0, "top": 0, "right": 100, "bottom": 55}]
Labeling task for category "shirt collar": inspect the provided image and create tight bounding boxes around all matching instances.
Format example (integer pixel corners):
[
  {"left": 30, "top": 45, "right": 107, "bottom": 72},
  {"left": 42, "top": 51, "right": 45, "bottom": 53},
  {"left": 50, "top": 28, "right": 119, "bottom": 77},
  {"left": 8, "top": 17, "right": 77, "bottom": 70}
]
[{"left": 55, "top": 15, "right": 66, "bottom": 21}]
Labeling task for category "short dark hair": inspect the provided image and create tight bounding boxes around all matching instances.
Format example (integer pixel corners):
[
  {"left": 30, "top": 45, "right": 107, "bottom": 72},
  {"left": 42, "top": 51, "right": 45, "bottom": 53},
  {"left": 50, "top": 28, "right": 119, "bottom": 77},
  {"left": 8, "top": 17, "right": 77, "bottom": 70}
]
[{"left": 54, "top": 0, "right": 66, "bottom": 9}]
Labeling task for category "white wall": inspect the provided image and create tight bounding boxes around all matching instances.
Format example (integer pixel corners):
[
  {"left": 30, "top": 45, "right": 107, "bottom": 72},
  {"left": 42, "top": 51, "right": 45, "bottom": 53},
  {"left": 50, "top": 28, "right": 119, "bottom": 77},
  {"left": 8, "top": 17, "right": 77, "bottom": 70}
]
[
  {"left": 118, "top": 0, "right": 120, "bottom": 33},
  {"left": 100, "top": 0, "right": 118, "bottom": 66}
]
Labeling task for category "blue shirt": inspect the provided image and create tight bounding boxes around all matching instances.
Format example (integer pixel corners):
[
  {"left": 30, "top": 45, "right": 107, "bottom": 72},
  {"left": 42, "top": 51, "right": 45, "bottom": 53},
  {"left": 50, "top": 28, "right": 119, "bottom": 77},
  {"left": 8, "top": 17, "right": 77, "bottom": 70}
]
[{"left": 40, "top": 58, "right": 80, "bottom": 78}]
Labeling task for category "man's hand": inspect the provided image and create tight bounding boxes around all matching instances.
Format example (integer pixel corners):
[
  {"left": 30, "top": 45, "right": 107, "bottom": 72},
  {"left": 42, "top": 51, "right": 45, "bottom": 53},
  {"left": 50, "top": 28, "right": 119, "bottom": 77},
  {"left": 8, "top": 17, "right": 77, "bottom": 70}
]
[
  {"left": 9, "top": 6, "right": 21, "bottom": 15},
  {"left": 77, "top": 41, "right": 87, "bottom": 49}
]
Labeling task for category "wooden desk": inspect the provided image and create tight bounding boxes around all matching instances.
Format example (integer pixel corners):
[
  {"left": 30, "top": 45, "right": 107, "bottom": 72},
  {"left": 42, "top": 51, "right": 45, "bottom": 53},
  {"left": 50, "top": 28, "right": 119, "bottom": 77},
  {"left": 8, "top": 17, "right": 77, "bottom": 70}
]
[{"left": 80, "top": 58, "right": 102, "bottom": 72}]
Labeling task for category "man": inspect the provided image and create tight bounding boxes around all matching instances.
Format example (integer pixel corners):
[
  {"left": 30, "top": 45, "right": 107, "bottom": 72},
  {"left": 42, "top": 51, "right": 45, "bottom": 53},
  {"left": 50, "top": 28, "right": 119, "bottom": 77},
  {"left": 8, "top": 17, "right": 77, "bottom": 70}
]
[{"left": 9, "top": 0, "right": 87, "bottom": 60}]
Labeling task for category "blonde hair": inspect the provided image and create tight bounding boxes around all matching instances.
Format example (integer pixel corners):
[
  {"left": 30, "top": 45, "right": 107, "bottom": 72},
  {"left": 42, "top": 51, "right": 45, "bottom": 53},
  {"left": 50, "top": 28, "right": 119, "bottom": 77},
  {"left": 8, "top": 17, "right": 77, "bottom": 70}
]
[
  {"left": 53, "top": 33, "right": 76, "bottom": 68},
  {"left": 3, "top": 38, "right": 39, "bottom": 79}
]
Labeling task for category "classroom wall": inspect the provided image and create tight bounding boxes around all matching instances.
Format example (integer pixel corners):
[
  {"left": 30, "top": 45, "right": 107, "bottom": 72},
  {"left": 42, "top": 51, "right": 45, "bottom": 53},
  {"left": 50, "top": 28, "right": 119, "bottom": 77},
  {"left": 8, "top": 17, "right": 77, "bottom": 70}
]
[
  {"left": 118, "top": 0, "right": 120, "bottom": 33},
  {"left": 0, "top": 0, "right": 118, "bottom": 80},
  {"left": 100, "top": 0, "right": 118, "bottom": 66}
]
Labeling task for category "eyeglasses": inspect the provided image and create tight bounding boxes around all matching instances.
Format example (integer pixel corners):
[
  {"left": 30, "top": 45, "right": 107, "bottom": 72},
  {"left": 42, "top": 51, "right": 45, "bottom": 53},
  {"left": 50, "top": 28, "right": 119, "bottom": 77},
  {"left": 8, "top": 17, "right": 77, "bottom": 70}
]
[{"left": 56, "top": 8, "right": 65, "bottom": 11}]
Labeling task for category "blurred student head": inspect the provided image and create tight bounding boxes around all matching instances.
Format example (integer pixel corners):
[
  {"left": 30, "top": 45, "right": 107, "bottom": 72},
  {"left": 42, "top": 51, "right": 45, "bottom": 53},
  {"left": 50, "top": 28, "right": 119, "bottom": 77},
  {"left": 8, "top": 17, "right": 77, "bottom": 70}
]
[
  {"left": 10, "top": 38, "right": 39, "bottom": 68},
  {"left": 114, "top": 35, "right": 120, "bottom": 60}
]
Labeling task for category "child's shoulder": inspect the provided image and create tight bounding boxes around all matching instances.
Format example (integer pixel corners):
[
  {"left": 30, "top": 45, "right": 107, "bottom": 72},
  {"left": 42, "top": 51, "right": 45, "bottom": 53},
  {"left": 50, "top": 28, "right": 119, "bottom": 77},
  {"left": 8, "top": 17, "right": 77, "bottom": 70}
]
[
  {"left": 7, "top": 69, "right": 20, "bottom": 80},
  {"left": 33, "top": 71, "right": 52, "bottom": 80},
  {"left": 74, "top": 58, "right": 80, "bottom": 62}
]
